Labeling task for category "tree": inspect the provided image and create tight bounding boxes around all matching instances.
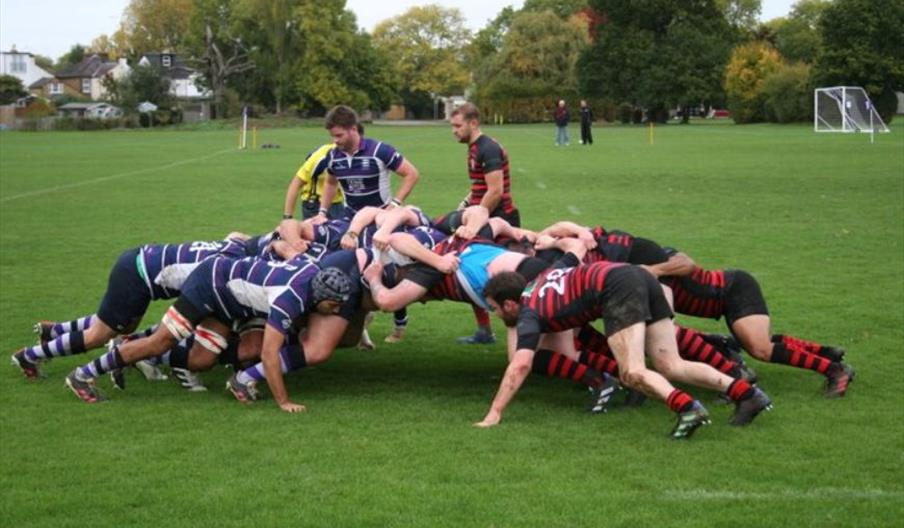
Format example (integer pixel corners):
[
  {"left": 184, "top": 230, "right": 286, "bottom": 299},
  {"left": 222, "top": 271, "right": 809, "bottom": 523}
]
[
  {"left": 119, "top": 0, "right": 194, "bottom": 57},
  {"left": 231, "top": 0, "right": 303, "bottom": 114},
  {"left": 104, "top": 64, "right": 172, "bottom": 111},
  {"left": 373, "top": 5, "right": 471, "bottom": 117},
  {"left": 89, "top": 34, "right": 123, "bottom": 60},
  {"left": 186, "top": 0, "right": 255, "bottom": 118},
  {"left": 0, "top": 75, "right": 27, "bottom": 104},
  {"left": 475, "top": 10, "right": 588, "bottom": 121},
  {"left": 767, "top": 0, "right": 828, "bottom": 63},
  {"left": 723, "top": 41, "right": 783, "bottom": 123},
  {"left": 56, "top": 44, "right": 86, "bottom": 69},
  {"left": 814, "top": 0, "right": 904, "bottom": 122},
  {"left": 33, "top": 54, "right": 54, "bottom": 72},
  {"left": 716, "top": 0, "right": 762, "bottom": 36},
  {"left": 295, "top": 0, "right": 396, "bottom": 113},
  {"left": 579, "top": 0, "right": 734, "bottom": 122},
  {"left": 522, "top": 0, "right": 588, "bottom": 18}
]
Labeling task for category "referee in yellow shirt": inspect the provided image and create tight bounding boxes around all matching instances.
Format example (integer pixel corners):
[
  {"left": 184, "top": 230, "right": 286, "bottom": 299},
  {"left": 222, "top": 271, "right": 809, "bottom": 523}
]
[{"left": 282, "top": 143, "right": 346, "bottom": 220}]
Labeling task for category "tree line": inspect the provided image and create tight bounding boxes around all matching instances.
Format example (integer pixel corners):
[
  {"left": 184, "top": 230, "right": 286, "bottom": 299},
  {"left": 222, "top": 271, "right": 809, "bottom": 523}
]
[{"left": 6, "top": 0, "right": 903, "bottom": 123}]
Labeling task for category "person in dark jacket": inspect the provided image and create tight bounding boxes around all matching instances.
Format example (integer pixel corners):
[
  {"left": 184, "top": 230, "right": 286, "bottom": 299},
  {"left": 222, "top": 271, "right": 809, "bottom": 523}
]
[
  {"left": 554, "top": 100, "right": 570, "bottom": 146},
  {"left": 579, "top": 100, "right": 593, "bottom": 145}
]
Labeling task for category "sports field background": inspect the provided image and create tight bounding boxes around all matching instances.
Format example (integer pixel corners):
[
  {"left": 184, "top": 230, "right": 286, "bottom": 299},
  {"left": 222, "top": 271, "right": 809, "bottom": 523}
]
[{"left": 1, "top": 122, "right": 902, "bottom": 527}]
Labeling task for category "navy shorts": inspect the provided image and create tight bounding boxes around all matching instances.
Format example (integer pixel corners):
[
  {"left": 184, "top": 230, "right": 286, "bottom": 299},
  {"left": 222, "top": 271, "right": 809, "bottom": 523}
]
[{"left": 96, "top": 248, "right": 153, "bottom": 333}]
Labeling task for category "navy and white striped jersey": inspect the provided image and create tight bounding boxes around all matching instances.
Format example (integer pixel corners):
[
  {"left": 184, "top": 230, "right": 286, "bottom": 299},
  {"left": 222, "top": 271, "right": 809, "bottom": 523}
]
[
  {"left": 139, "top": 238, "right": 248, "bottom": 299},
  {"left": 326, "top": 137, "right": 404, "bottom": 212},
  {"left": 311, "top": 219, "right": 350, "bottom": 251},
  {"left": 211, "top": 254, "right": 320, "bottom": 335}
]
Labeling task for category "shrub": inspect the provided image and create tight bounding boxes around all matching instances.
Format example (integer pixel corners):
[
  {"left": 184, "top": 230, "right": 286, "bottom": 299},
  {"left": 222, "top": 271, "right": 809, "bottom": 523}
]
[
  {"left": 724, "top": 41, "right": 783, "bottom": 123},
  {"left": 617, "top": 102, "right": 633, "bottom": 124},
  {"left": 762, "top": 62, "right": 813, "bottom": 123}
]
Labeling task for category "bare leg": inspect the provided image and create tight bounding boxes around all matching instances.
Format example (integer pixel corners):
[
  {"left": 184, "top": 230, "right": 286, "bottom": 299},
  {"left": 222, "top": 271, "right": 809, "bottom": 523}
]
[
  {"left": 646, "top": 319, "right": 734, "bottom": 393},
  {"left": 607, "top": 322, "right": 675, "bottom": 401}
]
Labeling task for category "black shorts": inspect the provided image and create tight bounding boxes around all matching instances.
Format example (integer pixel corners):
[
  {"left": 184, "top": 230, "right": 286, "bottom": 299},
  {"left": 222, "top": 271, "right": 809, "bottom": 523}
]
[
  {"left": 96, "top": 248, "right": 153, "bottom": 333},
  {"left": 724, "top": 270, "right": 769, "bottom": 325},
  {"left": 627, "top": 237, "right": 668, "bottom": 266},
  {"left": 491, "top": 207, "right": 521, "bottom": 228},
  {"left": 599, "top": 266, "right": 673, "bottom": 335}
]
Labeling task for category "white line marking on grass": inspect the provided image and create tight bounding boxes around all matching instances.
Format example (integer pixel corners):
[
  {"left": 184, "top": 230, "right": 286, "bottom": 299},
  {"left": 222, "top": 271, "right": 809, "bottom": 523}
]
[
  {"left": 1, "top": 147, "right": 236, "bottom": 203},
  {"left": 535, "top": 181, "right": 547, "bottom": 189},
  {"left": 665, "top": 488, "right": 903, "bottom": 501},
  {"left": 567, "top": 205, "right": 582, "bottom": 215}
]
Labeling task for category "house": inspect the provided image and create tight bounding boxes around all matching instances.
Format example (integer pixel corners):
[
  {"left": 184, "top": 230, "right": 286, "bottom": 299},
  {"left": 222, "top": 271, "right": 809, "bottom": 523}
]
[
  {"left": 0, "top": 46, "right": 53, "bottom": 88},
  {"left": 54, "top": 54, "right": 130, "bottom": 101},
  {"left": 138, "top": 52, "right": 211, "bottom": 121},
  {"left": 29, "top": 76, "right": 71, "bottom": 98},
  {"left": 58, "top": 102, "right": 123, "bottom": 119}
]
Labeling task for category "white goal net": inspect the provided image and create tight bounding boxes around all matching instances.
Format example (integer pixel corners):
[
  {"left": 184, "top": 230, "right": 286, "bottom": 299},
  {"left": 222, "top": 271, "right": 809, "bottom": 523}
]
[{"left": 814, "top": 86, "right": 889, "bottom": 133}]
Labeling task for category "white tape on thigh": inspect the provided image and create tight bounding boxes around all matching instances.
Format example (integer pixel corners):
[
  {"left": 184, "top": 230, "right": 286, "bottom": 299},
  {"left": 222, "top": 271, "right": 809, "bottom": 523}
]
[
  {"left": 162, "top": 307, "right": 194, "bottom": 340},
  {"left": 194, "top": 325, "right": 229, "bottom": 354}
]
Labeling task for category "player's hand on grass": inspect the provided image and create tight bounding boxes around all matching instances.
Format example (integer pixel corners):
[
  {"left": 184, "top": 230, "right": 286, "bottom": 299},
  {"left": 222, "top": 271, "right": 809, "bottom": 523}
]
[
  {"left": 279, "top": 401, "right": 306, "bottom": 413},
  {"left": 474, "top": 410, "right": 502, "bottom": 428},
  {"left": 437, "top": 253, "right": 460, "bottom": 274}
]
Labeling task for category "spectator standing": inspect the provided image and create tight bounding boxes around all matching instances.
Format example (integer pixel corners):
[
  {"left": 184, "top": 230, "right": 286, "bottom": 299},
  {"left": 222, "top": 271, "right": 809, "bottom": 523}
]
[
  {"left": 579, "top": 100, "right": 593, "bottom": 145},
  {"left": 554, "top": 100, "right": 570, "bottom": 146}
]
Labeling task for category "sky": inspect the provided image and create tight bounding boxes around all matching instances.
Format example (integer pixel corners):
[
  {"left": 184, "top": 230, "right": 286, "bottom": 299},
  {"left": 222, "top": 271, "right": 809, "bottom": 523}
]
[{"left": 0, "top": 0, "right": 798, "bottom": 61}]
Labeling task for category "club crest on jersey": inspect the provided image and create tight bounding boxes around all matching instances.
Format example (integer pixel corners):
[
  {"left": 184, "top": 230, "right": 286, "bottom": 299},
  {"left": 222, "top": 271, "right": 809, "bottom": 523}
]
[{"left": 361, "top": 158, "right": 370, "bottom": 170}]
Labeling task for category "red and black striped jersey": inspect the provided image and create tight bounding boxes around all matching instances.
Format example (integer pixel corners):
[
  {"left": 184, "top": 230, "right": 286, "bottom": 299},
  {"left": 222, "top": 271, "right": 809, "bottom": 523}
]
[
  {"left": 516, "top": 261, "right": 626, "bottom": 350},
  {"left": 661, "top": 267, "right": 727, "bottom": 319},
  {"left": 584, "top": 226, "right": 635, "bottom": 264},
  {"left": 467, "top": 135, "right": 516, "bottom": 214}
]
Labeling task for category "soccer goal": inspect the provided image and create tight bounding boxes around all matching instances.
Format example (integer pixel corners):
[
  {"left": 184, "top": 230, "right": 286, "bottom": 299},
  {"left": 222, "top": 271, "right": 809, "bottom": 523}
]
[{"left": 814, "top": 87, "right": 889, "bottom": 141}]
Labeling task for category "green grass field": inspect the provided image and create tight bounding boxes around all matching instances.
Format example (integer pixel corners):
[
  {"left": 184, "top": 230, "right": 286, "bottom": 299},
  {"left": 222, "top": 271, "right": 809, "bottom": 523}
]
[{"left": 1, "top": 121, "right": 902, "bottom": 527}]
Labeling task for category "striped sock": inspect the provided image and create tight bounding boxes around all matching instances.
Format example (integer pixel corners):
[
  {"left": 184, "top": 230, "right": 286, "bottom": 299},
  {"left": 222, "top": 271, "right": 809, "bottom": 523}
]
[
  {"left": 769, "top": 342, "right": 832, "bottom": 375},
  {"left": 676, "top": 326, "right": 737, "bottom": 374},
  {"left": 532, "top": 348, "right": 602, "bottom": 388},
  {"left": 575, "top": 324, "right": 609, "bottom": 353},
  {"left": 126, "top": 325, "right": 158, "bottom": 341},
  {"left": 578, "top": 349, "right": 619, "bottom": 376},
  {"left": 393, "top": 308, "right": 409, "bottom": 328},
  {"left": 76, "top": 346, "right": 124, "bottom": 380},
  {"left": 51, "top": 316, "right": 94, "bottom": 339},
  {"left": 24, "top": 331, "right": 87, "bottom": 361},
  {"left": 666, "top": 389, "right": 695, "bottom": 413},
  {"left": 236, "top": 346, "right": 301, "bottom": 385},
  {"left": 773, "top": 334, "right": 833, "bottom": 357},
  {"left": 725, "top": 378, "right": 754, "bottom": 402},
  {"left": 473, "top": 306, "right": 491, "bottom": 327}
]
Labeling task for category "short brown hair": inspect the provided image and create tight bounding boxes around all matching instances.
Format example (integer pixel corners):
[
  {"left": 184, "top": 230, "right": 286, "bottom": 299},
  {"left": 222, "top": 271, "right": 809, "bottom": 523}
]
[
  {"left": 451, "top": 102, "right": 480, "bottom": 123},
  {"left": 325, "top": 105, "right": 358, "bottom": 129},
  {"left": 484, "top": 272, "right": 527, "bottom": 305}
]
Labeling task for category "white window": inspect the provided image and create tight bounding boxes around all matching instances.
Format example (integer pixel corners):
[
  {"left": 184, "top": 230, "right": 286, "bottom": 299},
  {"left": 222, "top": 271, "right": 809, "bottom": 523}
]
[
  {"left": 162, "top": 55, "right": 171, "bottom": 67},
  {"left": 50, "top": 82, "right": 63, "bottom": 95},
  {"left": 10, "top": 55, "right": 26, "bottom": 73},
  {"left": 81, "top": 78, "right": 91, "bottom": 94}
]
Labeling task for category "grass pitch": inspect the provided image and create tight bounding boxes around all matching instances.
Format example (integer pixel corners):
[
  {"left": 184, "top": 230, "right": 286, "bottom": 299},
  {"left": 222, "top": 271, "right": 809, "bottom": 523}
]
[{"left": 1, "top": 121, "right": 902, "bottom": 527}]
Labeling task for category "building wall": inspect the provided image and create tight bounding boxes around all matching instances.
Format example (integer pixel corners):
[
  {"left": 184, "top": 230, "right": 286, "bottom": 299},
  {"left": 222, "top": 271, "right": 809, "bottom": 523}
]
[{"left": 0, "top": 52, "right": 53, "bottom": 87}]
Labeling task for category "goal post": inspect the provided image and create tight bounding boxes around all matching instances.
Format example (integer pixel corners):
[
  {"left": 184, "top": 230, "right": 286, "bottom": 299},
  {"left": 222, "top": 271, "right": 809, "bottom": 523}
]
[{"left": 814, "top": 86, "right": 890, "bottom": 137}]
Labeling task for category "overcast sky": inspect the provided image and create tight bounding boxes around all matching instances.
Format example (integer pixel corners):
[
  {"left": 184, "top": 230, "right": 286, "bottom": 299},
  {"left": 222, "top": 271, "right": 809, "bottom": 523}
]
[{"left": 0, "top": 0, "right": 798, "bottom": 60}]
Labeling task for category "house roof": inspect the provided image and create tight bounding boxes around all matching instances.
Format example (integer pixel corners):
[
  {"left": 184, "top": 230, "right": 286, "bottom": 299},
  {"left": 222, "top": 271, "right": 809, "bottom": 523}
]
[
  {"left": 29, "top": 77, "right": 54, "bottom": 89},
  {"left": 139, "top": 53, "right": 196, "bottom": 79},
  {"left": 56, "top": 54, "right": 118, "bottom": 79},
  {"left": 59, "top": 102, "right": 114, "bottom": 110}
]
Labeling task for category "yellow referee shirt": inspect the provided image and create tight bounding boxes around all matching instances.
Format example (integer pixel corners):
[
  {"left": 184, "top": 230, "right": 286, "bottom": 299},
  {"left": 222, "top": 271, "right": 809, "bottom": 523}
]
[{"left": 296, "top": 143, "right": 344, "bottom": 204}]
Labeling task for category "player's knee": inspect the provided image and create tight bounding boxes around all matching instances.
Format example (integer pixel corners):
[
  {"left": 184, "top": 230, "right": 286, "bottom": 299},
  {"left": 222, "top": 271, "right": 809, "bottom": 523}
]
[
  {"left": 746, "top": 343, "right": 772, "bottom": 361},
  {"left": 187, "top": 347, "right": 218, "bottom": 371},
  {"left": 83, "top": 323, "right": 117, "bottom": 348},
  {"left": 194, "top": 324, "right": 229, "bottom": 356}
]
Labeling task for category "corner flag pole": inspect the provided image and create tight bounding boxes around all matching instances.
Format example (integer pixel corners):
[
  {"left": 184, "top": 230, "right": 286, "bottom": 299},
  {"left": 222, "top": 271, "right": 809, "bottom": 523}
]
[{"left": 240, "top": 106, "right": 248, "bottom": 149}]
